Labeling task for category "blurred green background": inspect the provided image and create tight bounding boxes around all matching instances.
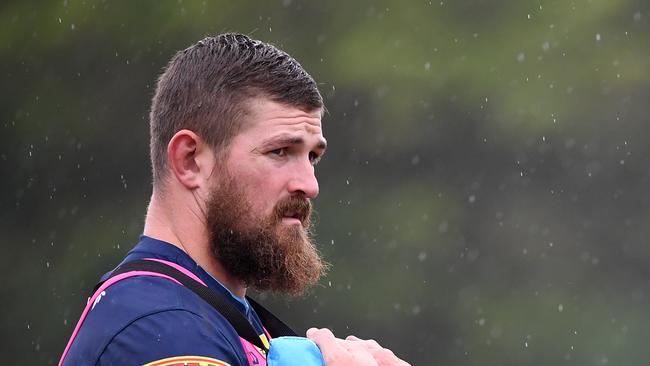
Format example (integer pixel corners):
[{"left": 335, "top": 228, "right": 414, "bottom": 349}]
[{"left": 2, "top": 1, "right": 650, "bottom": 364}]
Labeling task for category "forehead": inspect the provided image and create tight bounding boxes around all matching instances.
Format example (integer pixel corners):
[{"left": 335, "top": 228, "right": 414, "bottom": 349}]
[{"left": 240, "top": 98, "right": 324, "bottom": 136}]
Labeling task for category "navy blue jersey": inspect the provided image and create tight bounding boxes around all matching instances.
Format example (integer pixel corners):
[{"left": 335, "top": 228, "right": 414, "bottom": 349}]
[{"left": 62, "top": 236, "right": 267, "bottom": 366}]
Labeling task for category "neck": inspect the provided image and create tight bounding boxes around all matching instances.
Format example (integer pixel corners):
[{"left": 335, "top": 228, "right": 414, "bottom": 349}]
[{"left": 143, "top": 190, "right": 248, "bottom": 298}]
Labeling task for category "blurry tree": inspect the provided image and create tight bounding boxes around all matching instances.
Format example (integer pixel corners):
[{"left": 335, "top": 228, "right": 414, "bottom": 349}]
[{"left": 1, "top": 1, "right": 649, "bottom": 365}]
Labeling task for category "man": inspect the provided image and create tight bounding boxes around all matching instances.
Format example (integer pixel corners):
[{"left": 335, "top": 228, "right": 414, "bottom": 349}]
[{"left": 60, "top": 33, "right": 408, "bottom": 366}]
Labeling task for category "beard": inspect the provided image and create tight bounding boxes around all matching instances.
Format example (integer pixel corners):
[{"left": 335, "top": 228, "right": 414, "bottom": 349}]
[{"left": 205, "top": 176, "right": 327, "bottom": 297}]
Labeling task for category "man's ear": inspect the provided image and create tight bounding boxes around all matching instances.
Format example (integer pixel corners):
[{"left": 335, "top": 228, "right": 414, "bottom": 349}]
[{"left": 167, "top": 129, "right": 212, "bottom": 190}]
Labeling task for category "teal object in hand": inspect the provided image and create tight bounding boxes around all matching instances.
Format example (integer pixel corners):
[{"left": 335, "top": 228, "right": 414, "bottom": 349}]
[{"left": 267, "top": 336, "right": 325, "bottom": 366}]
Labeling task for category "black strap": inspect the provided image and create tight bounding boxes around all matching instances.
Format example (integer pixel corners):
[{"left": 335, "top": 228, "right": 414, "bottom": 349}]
[
  {"left": 247, "top": 296, "right": 296, "bottom": 338},
  {"left": 94, "top": 259, "right": 297, "bottom": 352}
]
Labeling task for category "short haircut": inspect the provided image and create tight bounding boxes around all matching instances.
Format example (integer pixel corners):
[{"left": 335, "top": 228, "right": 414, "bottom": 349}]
[{"left": 149, "top": 33, "right": 324, "bottom": 187}]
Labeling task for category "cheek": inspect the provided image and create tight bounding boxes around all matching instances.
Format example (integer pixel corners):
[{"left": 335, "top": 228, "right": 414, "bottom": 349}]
[
  {"left": 239, "top": 157, "right": 287, "bottom": 189},
  {"left": 227, "top": 154, "right": 290, "bottom": 211},
  {"left": 258, "top": 177, "right": 286, "bottom": 211},
  {"left": 237, "top": 169, "right": 285, "bottom": 212}
]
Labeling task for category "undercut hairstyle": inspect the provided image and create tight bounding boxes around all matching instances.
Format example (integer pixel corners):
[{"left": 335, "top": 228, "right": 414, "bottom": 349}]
[{"left": 149, "top": 33, "right": 324, "bottom": 187}]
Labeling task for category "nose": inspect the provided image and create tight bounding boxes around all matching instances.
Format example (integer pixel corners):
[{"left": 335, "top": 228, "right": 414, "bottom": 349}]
[{"left": 287, "top": 161, "right": 319, "bottom": 199}]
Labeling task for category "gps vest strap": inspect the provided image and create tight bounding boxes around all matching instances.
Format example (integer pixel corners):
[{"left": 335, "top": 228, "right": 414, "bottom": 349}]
[
  {"left": 95, "top": 259, "right": 297, "bottom": 352},
  {"left": 60, "top": 258, "right": 297, "bottom": 366}
]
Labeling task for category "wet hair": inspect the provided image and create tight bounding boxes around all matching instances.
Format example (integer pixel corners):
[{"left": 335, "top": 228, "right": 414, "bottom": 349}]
[{"left": 149, "top": 33, "right": 324, "bottom": 187}]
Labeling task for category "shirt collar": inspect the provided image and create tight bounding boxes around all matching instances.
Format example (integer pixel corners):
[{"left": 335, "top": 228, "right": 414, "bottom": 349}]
[{"left": 123, "top": 235, "right": 252, "bottom": 316}]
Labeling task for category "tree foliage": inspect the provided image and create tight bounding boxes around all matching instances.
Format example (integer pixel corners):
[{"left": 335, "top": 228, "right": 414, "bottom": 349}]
[{"left": 1, "top": 1, "right": 649, "bottom": 364}]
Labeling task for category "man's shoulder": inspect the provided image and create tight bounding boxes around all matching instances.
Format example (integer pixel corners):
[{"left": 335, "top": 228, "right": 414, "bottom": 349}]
[
  {"left": 64, "top": 275, "right": 247, "bottom": 365},
  {"left": 89, "top": 274, "right": 196, "bottom": 316},
  {"left": 98, "top": 308, "right": 245, "bottom": 365}
]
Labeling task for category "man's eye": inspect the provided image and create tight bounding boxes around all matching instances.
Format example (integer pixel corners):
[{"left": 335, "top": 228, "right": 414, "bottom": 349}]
[
  {"left": 270, "top": 148, "right": 287, "bottom": 156},
  {"left": 309, "top": 151, "right": 321, "bottom": 165}
]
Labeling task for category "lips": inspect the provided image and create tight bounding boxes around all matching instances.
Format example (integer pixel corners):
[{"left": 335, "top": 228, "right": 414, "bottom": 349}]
[
  {"left": 282, "top": 209, "right": 305, "bottom": 222},
  {"left": 275, "top": 196, "right": 312, "bottom": 226}
]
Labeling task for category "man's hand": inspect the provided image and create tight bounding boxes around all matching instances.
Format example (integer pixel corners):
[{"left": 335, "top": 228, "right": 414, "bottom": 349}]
[
  {"left": 306, "top": 328, "right": 410, "bottom": 366},
  {"left": 307, "top": 328, "right": 378, "bottom": 365},
  {"left": 344, "top": 335, "right": 410, "bottom": 366}
]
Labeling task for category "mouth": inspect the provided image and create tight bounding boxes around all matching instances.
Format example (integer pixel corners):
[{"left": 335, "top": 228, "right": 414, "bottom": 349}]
[
  {"left": 275, "top": 196, "right": 311, "bottom": 227},
  {"left": 281, "top": 216, "right": 303, "bottom": 225},
  {"left": 281, "top": 210, "right": 304, "bottom": 224}
]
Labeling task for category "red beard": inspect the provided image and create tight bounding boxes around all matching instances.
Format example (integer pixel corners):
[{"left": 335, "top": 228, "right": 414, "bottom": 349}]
[{"left": 206, "top": 177, "right": 327, "bottom": 296}]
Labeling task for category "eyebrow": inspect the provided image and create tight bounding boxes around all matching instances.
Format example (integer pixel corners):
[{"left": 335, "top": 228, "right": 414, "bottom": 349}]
[{"left": 259, "top": 134, "right": 327, "bottom": 151}]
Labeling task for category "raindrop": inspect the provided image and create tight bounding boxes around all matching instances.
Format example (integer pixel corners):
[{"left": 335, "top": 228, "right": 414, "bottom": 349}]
[
  {"left": 411, "top": 305, "right": 421, "bottom": 315},
  {"left": 517, "top": 52, "right": 525, "bottom": 62},
  {"left": 120, "top": 174, "right": 128, "bottom": 189}
]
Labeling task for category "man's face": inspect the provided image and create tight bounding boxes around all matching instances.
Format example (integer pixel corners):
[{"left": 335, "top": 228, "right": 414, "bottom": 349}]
[{"left": 205, "top": 98, "right": 327, "bottom": 296}]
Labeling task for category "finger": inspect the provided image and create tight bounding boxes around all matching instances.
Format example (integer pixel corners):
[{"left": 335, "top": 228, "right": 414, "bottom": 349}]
[
  {"left": 336, "top": 338, "right": 370, "bottom": 352},
  {"left": 306, "top": 328, "right": 344, "bottom": 354},
  {"left": 370, "top": 347, "right": 411, "bottom": 366},
  {"left": 345, "top": 335, "right": 382, "bottom": 350},
  {"left": 306, "top": 327, "right": 319, "bottom": 338},
  {"left": 364, "top": 339, "right": 382, "bottom": 350}
]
